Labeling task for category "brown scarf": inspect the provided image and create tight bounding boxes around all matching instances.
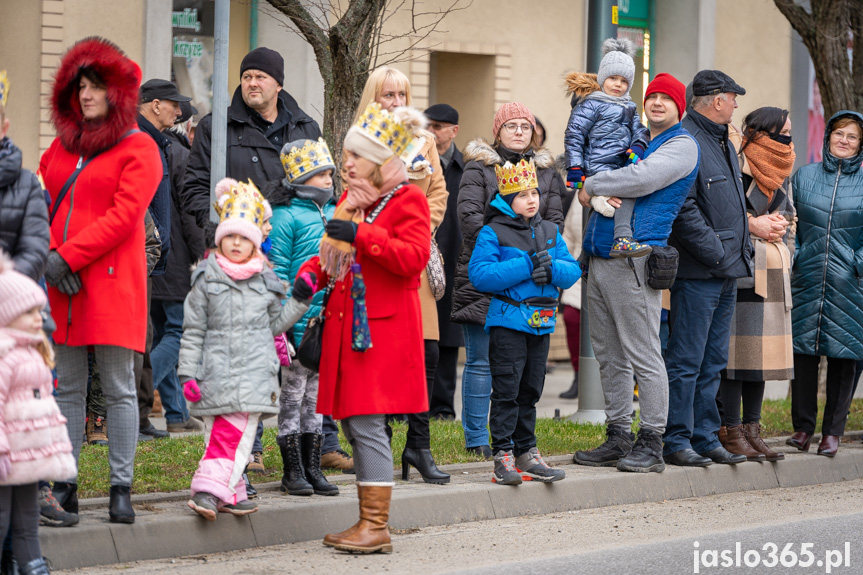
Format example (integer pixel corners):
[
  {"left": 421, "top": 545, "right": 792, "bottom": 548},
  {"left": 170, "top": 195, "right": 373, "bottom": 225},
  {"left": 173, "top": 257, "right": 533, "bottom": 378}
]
[{"left": 742, "top": 135, "right": 796, "bottom": 202}]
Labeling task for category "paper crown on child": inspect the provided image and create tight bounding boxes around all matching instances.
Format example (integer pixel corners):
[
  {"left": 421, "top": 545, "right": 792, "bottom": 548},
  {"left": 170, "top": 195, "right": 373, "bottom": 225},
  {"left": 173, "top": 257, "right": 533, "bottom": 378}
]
[
  {"left": 495, "top": 159, "right": 539, "bottom": 197},
  {"left": 214, "top": 178, "right": 267, "bottom": 248},
  {"left": 0, "top": 71, "right": 9, "bottom": 109},
  {"left": 280, "top": 137, "right": 336, "bottom": 184},
  {"left": 343, "top": 102, "right": 426, "bottom": 165}
]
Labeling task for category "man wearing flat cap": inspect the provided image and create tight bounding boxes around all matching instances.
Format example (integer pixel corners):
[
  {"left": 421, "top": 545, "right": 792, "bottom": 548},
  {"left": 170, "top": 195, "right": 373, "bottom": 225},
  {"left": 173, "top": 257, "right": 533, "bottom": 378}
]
[
  {"left": 182, "top": 46, "right": 321, "bottom": 233},
  {"left": 663, "top": 69, "right": 753, "bottom": 467},
  {"left": 424, "top": 103, "right": 464, "bottom": 421}
]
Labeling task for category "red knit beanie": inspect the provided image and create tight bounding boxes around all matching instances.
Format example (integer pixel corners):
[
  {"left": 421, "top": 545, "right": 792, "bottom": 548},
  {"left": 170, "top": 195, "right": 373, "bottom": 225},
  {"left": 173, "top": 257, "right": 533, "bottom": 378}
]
[
  {"left": 644, "top": 73, "right": 686, "bottom": 122},
  {"left": 492, "top": 102, "right": 536, "bottom": 139}
]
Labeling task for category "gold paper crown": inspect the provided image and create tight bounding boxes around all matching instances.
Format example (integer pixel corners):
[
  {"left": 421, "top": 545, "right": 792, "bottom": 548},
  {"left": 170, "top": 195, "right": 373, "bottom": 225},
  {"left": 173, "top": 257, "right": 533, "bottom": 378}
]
[
  {"left": 355, "top": 102, "right": 423, "bottom": 162},
  {"left": 215, "top": 179, "right": 266, "bottom": 228},
  {"left": 0, "top": 71, "right": 9, "bottom": 109},
  {"left": 280, "top": 138, "right": 335, "bottom": 183},
  {"left": 495, "top": 159, "right": 539, "bottom": 196}
]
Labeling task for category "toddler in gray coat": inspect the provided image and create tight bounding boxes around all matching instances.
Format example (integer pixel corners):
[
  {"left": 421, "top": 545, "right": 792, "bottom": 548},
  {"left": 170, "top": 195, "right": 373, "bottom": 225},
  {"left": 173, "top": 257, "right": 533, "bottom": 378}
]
[{"left": 179, "top": 178, "right": 314, "bottom": 521}]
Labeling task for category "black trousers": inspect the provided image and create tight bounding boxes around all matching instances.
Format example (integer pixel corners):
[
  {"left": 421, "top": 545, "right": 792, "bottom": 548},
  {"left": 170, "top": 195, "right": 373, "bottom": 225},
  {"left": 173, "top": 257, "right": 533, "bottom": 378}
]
[
  {"left": 791, "top": 353, "right": 856, "bottom": 436},
  {"left": 405, "top": 339, "right": 439, "bottom": 449},
  {"left": 718, "top": 377, "right": 766, "bottom": 427},
  {"left": 134, "top": 279, "right": 154, "bottom": 429},
  {"left": 430, "top": 345, "right": 459, "bottom": 419},
  {"left": 0, "top": 483, "right": 41, "bottom": 564},
  {"left": 488, "top": 327, "right": 549, "bottom": 456}
]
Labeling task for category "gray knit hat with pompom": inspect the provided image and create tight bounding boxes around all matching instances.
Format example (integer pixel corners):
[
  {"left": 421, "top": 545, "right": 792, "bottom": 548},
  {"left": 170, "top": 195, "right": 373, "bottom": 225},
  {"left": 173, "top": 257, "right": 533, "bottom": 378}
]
[{"left": 597, "top": 38, "right": 636, "bottom": 95}]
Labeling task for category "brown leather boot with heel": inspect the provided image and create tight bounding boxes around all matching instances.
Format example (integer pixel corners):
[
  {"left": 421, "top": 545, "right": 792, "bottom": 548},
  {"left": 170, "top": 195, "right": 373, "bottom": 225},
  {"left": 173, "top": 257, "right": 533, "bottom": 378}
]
[
  {"left": 328, "top": 483, "right": 393, "bottom": 554},
  {"left": 719, "top": 425, "right": 766, "bottom": 461},
  {"left": 742, "top": 422, "right": 784, "bottom": 461}
]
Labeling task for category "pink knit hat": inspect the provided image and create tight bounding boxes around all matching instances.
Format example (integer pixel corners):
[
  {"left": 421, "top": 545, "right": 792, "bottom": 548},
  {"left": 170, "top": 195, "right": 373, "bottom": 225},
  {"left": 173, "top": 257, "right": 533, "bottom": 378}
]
[
  {"left": 0, "top": 251, "right": 47, "bottom": 328},
  {"left": 492, "top": 102, "right": 536, "bottom": 139}
]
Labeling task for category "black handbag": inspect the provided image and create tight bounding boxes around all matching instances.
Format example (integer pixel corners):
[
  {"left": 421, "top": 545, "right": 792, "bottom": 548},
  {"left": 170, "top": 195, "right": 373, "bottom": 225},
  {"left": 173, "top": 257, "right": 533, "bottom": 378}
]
[
  {"left": 296, "top": 285, "right": 330, "bottom": 371},
  {"left": 645, "top": 245, "right": 679, "bottom": 290}
]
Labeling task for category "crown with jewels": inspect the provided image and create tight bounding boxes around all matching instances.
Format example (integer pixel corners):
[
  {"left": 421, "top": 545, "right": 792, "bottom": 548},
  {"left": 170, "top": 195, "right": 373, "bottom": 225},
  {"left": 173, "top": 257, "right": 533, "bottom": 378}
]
[
  {"left": 0, "top": 71, "right": 9, "bottom": 109},
  {"left": 214, "top": 179, "right": 266, "bottom": 229},
  {"left": 495, "top": 159, "right": 539, "bottom": 196},
  {"left": 355, "top": 102, "right": 424, "bottom": 163},
  {"left": 280, "top": 138, "right": 335, "bottom": 183}
]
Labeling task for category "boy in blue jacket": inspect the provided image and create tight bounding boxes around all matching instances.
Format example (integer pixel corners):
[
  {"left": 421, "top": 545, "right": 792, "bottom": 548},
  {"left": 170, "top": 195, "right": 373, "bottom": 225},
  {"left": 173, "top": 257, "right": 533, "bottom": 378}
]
[{"left": 469, "top": 159, "right": 581, "bottom": 485}]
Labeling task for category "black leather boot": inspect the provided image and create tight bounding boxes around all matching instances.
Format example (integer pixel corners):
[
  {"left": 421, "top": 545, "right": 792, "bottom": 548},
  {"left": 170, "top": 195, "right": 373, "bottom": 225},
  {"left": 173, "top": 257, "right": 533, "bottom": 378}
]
[
  {"left": 302, "top": 433, "right": 339, "bottom": 496},
  {"left": 559, "top": 374, "right": 579, "bottom": 399},
  {"left": 108, "top": 484, "right": 135, "bottom": 524},
  {"left": 401, "top": 447, "right": 450, "bottom": 484},
  {"left": 279, "top": 435, "right": 313, "bottom": 496},
  {"left": 51, "top": 481, "right": 78, "bottom": 514}
]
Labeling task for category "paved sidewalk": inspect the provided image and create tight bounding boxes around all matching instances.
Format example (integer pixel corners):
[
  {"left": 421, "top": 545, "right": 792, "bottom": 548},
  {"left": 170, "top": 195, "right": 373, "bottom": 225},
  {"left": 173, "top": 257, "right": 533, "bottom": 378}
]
[{"left": 44, "top": 436, "right": 863, "bottom": 571}]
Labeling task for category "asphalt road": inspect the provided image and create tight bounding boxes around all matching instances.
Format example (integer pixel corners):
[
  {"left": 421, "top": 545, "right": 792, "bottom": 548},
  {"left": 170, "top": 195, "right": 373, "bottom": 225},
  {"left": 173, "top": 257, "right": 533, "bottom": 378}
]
[{"left": 59, "top": 478, "right": 863, "bottom": 575}]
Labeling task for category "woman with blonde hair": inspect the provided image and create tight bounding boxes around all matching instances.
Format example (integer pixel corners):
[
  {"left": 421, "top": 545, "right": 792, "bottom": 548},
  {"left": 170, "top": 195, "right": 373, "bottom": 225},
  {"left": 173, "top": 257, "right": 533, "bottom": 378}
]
[{"left": 349, "top": 66, "right": 450, "bottom": 484}]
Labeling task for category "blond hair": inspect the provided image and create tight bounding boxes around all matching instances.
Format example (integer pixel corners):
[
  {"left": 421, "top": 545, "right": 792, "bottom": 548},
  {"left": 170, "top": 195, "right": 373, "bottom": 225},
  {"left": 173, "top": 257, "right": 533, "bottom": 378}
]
[
  {"left": 353, "top": 66, "right": 412, "bottom": 124},
  {"left": 37, "top": 330, "right": 55, "bottom": 369}
]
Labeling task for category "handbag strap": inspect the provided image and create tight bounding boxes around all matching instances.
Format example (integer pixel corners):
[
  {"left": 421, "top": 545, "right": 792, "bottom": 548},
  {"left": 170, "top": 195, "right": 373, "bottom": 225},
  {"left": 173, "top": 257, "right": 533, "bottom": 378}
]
[{"left": 364, "top": 183, "right": 403, "bottom": 224}]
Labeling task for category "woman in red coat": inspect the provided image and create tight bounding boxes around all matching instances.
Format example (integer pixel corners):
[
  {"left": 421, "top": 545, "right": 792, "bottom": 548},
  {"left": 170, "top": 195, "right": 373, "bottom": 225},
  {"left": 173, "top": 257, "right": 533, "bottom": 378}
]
[
  {"left": 39, "top": 37, "right": 161, "bottom": 524},
  {"left": 299, "top": 102, "right": 429, "bottom": 554}
]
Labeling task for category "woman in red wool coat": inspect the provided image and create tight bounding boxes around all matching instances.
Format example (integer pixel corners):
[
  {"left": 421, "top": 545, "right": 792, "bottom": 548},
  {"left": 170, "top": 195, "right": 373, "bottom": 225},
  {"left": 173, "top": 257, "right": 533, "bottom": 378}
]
[{"left": 38, "top": 36, "right": 161, "bottom": 524}]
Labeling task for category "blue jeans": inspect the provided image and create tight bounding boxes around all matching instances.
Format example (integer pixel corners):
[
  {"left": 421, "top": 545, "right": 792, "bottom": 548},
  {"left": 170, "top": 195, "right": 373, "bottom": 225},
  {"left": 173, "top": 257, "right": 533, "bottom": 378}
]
[
  {"left": 150, "top": 299, "right": 189, "bottom": 425},
  {"left": 663, "top": 277, "right": 737, "bottom": 456},
  {"left": 461, "top": 323, "right": 491, "bottom": 448}
]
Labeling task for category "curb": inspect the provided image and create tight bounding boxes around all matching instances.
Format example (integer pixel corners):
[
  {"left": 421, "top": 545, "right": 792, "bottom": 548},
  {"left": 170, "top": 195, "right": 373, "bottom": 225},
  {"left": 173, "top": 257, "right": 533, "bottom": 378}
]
[{"left": 42, "top": 444, "right": 863, "bottom": 571}]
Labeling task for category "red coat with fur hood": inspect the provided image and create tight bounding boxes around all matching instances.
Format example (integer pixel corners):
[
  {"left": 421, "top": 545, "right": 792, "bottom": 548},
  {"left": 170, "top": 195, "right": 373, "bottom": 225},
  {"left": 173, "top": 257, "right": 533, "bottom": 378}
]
[{"left": 39, "top": 37, "right": 161, "bottom": 352}]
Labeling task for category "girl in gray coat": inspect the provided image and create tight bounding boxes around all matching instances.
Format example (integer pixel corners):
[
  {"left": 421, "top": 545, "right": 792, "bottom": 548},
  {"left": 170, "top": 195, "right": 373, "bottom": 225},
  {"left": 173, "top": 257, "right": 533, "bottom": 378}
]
[{"left": 179, "top": 178, "right": 313, "bottom": 521}]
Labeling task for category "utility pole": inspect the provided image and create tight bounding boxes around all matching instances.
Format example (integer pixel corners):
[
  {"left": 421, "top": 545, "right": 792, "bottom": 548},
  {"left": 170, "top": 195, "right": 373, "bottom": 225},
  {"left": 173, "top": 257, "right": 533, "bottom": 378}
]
[
  {"left": 209, "top": 0, "right": 230, "bottom": 223},
  {"left": 569, "top": 0, "right": 618, "bottom": 425}
]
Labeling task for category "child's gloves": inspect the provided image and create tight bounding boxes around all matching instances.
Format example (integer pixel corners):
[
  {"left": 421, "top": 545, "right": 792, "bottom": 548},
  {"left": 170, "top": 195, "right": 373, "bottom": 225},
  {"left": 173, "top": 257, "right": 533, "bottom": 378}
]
[
  {"left": 0, "top": 454, "right": 10, "bottom": 482},
  {"left": 589, "top": 195, "right": 616, "bottom": 218},
  {"left": 626, "top": 143, "right": 645, "bottom": 164},
  {"left": 531, "top": 265, "right": 552, "bottom": 286},
  {"left": 529, "top": 250, "right": 551, "bottom": 271},
  {"left": 326, "top": 219, "right": 358, "bottom": 243},
  {"left": 291, "top": 271, "right": 317, "bottom": 302},
  {"left": 183, "top": 380, "right": 201, "bottom": 403},
  {"left": 566, "top": 167, "right": 585, "bottom": 189}
]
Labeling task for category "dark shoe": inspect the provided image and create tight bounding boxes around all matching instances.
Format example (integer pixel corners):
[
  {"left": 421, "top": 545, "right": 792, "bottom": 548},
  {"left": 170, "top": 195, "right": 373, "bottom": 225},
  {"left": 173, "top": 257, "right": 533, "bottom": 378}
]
[
  {"left": 401, "top": 447, "right": 451, "bottom": 484},
  {"left": 108, "top": 484, "right": 135, "bottom": 524},
  {"left": 302, "top": 433, "right": 339, "bottom": 495},
  {"left": 243, "top": 472, "right": 257, "bottom": 498},
  {"left": 610, "top": 237, "right": 652, "bottom": 259},
  {"left": 700, "top": 446, "right": 747, "bottom": 464},
  {"left": 492, "top": 450, "right": 522, "bottom": 485},
  {"left": 166, "top": 417, "right": 204, "bottom": 433},
  {"left": 39, "top": 485, "right": 79, "bottom": 527},
  {"left": 817, "top": 435, "right": 840, "bottom": 457},
  {"left": 0, "top": 549, "right": 16, "bottom": 575},
  {"left": 664, "top": 448, "right": 712, "bottom": 467},
  {"left": 617, "top": 428, "right": 665, "bottom": 473},
  {"left": 187, "top": 491, "right": 218, "bottom": 521},
  {"left": 559, "top": 375, "right": 579, "bottom": 399},
  {"left": 466, "top": 445, "right": 493, "bottom": 460},
  {"left": 279, "top": 435, "right": 313, "bottom": 496},
  {"left": 786, "top": 431, "right": 813, "bottom": 452},
  {"left": 742, "top": 422, "right": 784, "bottom": 461},
  {"left": 138, "top": 422, "right": 169, "bottom": 440},
  {"left": 18, "top": 557, "right": 50, "bottom": 575},
  {"left": 51, "top": 481, "right": 79, "bottom": 514},
  {"left": 218, "top": 499, "right": 258, "bottom": 516},
  {"left": 320, "top": 448, "right": 355, "bottom": 474},
  {"left": 574, "top": 425, "right": 634, "bottom": 467},
  {"left": 719, "top": 425, "right": 766, "bottom": 461},
  {"left": 515, "top": 447, "right": 565, "bottom": 482}
]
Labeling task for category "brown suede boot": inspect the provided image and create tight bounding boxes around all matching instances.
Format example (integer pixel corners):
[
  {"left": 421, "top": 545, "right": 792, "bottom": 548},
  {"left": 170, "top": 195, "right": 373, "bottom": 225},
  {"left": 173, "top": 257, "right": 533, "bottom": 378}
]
[
  {"left": 323, "top": 484, "right": 363, "bottom": 547},
  {"left": 719, "top": 425, "right": 766, "bottom": 461},
  {"left": 330, "top": 483, "right": 393, "bottom": 554},
  {"left": 742, "top": 422, "right": 784, "bottom": 461}
]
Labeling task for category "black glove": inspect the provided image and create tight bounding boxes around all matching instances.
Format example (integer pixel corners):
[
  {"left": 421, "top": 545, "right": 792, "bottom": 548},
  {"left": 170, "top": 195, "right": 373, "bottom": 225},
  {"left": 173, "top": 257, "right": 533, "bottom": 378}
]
[
  {"left": 326, "top": 219, "right": 358, "bottom": 243},
  {"left": 57, "top": 272, "right": 82, "bottom": 295},
  {"left": 529, "top": 250, "right": 551, "bottom": 271},
  {"left": 45, "top": 251, "right": 72, "bottom": 286},
  {"left": 291, "top": 272, "right": 317, "bottom": 302},
  {"left": 531, "top": 265, "right": 552, "bottom": 286},
  {"left": 204, "top": 220, "right": 218, "bottom": 249}
]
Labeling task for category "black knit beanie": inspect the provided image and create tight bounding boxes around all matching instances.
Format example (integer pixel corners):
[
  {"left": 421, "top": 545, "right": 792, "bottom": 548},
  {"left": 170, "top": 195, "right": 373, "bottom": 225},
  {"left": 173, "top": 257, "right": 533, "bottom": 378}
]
[{"left": 240, "top": 47, "right": 284, "bottom": 86}]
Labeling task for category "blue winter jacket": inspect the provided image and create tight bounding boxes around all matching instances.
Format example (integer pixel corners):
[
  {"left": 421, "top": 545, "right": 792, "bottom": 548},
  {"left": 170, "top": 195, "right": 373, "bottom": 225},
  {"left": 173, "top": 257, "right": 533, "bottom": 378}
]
[
  {"left": 791, "top": 110, "right": 863, "bottom": 360},
  {"left": 269, "top": 189, "right": 336, "bottom": 347},
  {"left": 583, "top": 122, "right": 699, "bottom": 258},
  {"left": 564, "top": 92, "right": 649, "bottom": 174},
  {"left": 469, "top": 194, "right": 581, "bottom": 335}
]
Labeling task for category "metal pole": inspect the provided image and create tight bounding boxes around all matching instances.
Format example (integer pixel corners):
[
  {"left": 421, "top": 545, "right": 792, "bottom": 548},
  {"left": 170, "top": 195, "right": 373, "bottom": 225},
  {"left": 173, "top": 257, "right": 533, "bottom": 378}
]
[
  {"left": 209, "top": 0, "right": 230, "bottom": 224},
  {"left": 569, "top": 0, "right": 618, "bottom": 425}
]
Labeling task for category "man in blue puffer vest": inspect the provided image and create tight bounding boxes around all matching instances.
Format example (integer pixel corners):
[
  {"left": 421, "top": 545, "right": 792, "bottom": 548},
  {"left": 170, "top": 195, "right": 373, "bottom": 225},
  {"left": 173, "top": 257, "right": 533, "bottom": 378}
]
[{"left": 572, "top": 73, "right": 698, "bottom": 473}]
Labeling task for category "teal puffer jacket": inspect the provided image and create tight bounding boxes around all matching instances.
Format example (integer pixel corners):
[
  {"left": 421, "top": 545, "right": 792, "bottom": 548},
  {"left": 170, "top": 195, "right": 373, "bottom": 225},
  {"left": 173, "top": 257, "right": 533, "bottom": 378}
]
[
  {"left": 269, "top": 196, "right": 336, "bottom": 347},
  {"left": 791, "top": 111, "right": 863, "bottom": 360}
]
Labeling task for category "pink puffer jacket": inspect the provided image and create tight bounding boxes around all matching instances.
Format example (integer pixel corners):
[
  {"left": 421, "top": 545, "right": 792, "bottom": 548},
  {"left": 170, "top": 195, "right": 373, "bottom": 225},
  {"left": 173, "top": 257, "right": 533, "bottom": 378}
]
[{"left": 0, "top": 328, "right": 76, "bottom": 485}]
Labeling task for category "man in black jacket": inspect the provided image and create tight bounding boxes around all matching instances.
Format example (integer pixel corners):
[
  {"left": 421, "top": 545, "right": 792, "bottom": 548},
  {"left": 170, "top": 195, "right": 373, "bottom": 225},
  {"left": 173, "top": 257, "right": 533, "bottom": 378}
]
[
  {"left": 182, "top": 47, "right": 321, "bottom": 233},
  {"left": 424, "top": 104, "right": 465, "bottom": 420},
  {"left": 664, "top": 70, "right": 753, "bottom": 467}
]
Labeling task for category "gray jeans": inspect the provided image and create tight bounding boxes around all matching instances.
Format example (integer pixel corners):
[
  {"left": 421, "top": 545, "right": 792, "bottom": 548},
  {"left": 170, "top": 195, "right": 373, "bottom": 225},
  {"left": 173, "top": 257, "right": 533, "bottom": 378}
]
[
  {"left": 586, "top": 256, "right": 668, "bottom": 434},
  {"left": 277, "top": 361, "right": 322, "bottom": 439},
  {"left": 55, "top": 344, "right": 138, "bottom": 486},
  {"left": 341, "top": 414, "right": 393, "bottom": 483},
  {"left": 0, "top": 483, "right": 41, "bottom": 564}
]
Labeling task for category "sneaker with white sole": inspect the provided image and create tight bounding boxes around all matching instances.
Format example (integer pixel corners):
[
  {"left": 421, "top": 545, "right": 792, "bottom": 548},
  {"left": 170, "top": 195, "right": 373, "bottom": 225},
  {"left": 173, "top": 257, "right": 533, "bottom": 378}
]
[
  {"left": 218, "top": 500, "right": 258, "bottom": 516},
  {"left": 492, "top": 450, "right": 522, "bottom": 485},
  {"left": 515, "top": 447, "right": 565, "bottom": 482},
  {"left": 188, "top": 492, "right": 218, "bottom": 521}
]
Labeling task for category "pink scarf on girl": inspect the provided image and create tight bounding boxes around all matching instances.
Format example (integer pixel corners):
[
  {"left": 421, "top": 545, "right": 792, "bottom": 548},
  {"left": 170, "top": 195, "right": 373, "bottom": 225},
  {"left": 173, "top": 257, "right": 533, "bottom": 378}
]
[{"left": 215, "top": 252, "right": 265, "bottom": 281}]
